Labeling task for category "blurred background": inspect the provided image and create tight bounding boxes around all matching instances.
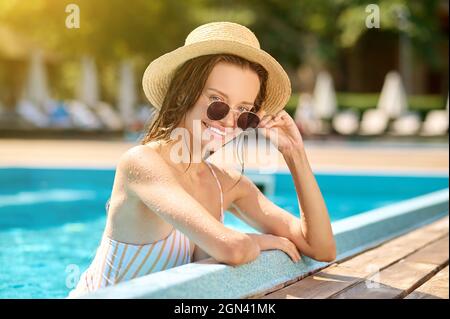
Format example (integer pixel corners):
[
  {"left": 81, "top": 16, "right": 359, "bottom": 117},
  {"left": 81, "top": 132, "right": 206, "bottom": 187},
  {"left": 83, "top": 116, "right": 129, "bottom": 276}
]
[{"left": 0, "top": 0, "right": 448, "bottom": 141}]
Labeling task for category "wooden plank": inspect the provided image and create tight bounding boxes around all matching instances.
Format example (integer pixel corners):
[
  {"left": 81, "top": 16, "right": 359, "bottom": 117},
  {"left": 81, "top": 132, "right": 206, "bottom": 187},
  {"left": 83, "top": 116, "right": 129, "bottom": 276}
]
[
  {"left": 385, "top": 216, "right": 449, "bottom": 249},
  {"left": 247, "top": 265, "right": 333, "bottom": 299},
  {"left": 379, "top": 216, "right": 448, "bottom": 246},
  {"left": 261, "top": 264, "right": 368, "bottom": 299},
  {"left": 405, "top": 236, "right": 449, "bottom": 266},
  {"left": 405, "top": 266, "right": 449, "bottom": 299},
  {"left": 330, "top": 281, "right": 401, "bottom": 299},
  {"left": 340, "top": 216, "right": 449, "bottom": 270},
  {"left": 340, "top": 234, "right": 449, "bottom": 275},
  {"left": 331, "top": 237, "right": 449, "bottom": 299},
  {"left": 261, "top": 217, "right": 449, "bottom": 299}
]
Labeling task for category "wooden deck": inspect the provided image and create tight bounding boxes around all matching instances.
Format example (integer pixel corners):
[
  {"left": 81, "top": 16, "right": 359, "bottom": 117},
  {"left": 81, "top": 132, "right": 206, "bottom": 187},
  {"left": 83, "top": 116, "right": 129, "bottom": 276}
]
[{"left": 250, "top": 216, "right": 449, "bottom": 299}]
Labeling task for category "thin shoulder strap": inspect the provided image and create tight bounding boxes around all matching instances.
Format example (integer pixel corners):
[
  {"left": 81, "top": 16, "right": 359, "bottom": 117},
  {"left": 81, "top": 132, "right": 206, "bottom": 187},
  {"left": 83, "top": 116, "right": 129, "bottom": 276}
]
[{"left": 205, "top": 161, "right": 224, "bottom": 223}]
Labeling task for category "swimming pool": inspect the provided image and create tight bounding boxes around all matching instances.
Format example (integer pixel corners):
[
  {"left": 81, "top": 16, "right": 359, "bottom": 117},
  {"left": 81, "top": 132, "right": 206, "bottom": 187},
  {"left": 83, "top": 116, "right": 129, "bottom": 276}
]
[{"left": 0, "top": 167, "right": 448, "bottom": 298}]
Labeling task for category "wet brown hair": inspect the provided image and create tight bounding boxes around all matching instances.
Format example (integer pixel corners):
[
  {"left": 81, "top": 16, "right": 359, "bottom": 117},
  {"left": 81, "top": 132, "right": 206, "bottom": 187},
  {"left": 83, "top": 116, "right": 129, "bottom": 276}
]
[{"left": 140, "top": 53, "right": 268, "bottom": 190}]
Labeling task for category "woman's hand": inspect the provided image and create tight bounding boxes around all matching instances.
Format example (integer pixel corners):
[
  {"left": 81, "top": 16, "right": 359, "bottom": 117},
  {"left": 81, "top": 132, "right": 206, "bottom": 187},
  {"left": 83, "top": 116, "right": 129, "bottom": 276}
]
[
  {"left": 256, "top": 110, "right": 304, "bottom": 154},
  {"left": 247, "top": 233, "right": 301, "bottom": 263}
]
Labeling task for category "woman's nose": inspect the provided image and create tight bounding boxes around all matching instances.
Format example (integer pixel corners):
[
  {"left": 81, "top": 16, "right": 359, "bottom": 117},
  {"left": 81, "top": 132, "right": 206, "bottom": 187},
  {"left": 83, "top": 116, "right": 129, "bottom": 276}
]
[{"left": 219, "top": 109, "right": 238, "bottom": 129}]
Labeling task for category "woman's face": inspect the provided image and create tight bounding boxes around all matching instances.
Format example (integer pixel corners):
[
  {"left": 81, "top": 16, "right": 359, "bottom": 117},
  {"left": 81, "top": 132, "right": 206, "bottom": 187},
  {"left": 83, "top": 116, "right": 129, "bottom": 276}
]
[{"left": 184, "top": 61, "right": 261, "bottom": 154}]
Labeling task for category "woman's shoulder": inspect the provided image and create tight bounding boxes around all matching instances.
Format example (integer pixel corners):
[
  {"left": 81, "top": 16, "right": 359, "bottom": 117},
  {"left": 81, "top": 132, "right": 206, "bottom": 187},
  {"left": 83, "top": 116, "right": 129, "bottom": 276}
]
[
  {"left": 118, "top": 143, "right": 160, "bottom": 164},
  {"left": 116, "top": 143, "right": 171, "bottom": 180}
]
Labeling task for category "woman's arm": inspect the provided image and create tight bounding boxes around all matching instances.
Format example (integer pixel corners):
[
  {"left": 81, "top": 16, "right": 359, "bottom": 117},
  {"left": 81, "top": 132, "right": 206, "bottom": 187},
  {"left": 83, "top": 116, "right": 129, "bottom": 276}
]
[
  {"left": 227, "top": 110, "right": 336, "bottom": 262},
  {"left": 117, "top": 145, "right": 261, "bottom": 266},
  {"left": 228, "top": 170, "right": 335, "bottom": 262},
  {"left": 282, "top": 146, "right": 336, "bottom": 261}
]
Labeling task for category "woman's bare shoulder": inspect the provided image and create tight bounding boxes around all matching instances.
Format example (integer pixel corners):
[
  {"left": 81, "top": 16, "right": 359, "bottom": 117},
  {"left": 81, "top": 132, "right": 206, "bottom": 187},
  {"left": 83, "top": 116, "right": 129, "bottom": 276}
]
[{"left": 116, "top": 144, "right": 172, "bottom": 181}]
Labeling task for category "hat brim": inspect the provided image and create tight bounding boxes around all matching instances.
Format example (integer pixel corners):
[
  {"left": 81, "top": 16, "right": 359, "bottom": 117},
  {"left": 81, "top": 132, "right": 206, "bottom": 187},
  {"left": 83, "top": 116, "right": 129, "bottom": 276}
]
[{"left": 142, "top": 40, "right": 291, "bottom": 115}]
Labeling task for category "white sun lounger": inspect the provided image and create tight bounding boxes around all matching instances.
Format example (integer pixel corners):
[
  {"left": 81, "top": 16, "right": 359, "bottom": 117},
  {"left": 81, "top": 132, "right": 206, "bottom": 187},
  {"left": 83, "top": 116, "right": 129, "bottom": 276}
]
[
  {"left": 94, "top": 102, "right": 124, "bottom": 131},
  {"left": 389, "top": 111, "right": 422, "bottom": 136},
  {"left": 420, "top": 110, "right": 449, "bottom": 136},
  {"left": 332, "top": 110, "right": 360, "bottom": 135},
  {"left": 359, "top": 109, "right": 389, "bottom": 136},
  {"left": 66, "top": 100, "right": 103, "bottom": 130},
  {"left": 16, "top": 99, "right": 50, "bottom": 128}
]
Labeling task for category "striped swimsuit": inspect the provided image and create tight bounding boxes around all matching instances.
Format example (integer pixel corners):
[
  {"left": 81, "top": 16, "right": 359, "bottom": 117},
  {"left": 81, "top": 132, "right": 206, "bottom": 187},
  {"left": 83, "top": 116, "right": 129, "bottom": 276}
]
[{"left": 67, "top": 161, "right": 224, "bottom": 298}]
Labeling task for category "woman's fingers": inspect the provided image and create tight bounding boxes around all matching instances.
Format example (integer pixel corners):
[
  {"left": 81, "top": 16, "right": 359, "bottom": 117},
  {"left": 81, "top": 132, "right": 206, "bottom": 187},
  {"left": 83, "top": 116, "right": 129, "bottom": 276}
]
[
  {"left": 278, "top": 236, "right": 301, "bottom": 263},
  {"left": 274, "top": 112, "right": 284, "bottom": 122},
  {"left": 258, "top": 234, "right": 301, "bottom": 263},
  {"left": 265, "top": 119, "right": 277, "bottom": 129},
  {"left": 287, "top": 239, "right": 301, "bottom": 262},
  {"left": 259, "top": 112, "right": 284, "bottom": 129},
  {"left": 258, "top": 115, "right": 273, "bottom": 127}
]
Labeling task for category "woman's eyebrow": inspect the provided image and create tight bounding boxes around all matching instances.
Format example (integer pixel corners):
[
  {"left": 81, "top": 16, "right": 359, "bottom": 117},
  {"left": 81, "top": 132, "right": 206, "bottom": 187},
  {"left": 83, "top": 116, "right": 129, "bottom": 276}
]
[{"left": 206, "top": 87, "right": 254, "bottom": 106}]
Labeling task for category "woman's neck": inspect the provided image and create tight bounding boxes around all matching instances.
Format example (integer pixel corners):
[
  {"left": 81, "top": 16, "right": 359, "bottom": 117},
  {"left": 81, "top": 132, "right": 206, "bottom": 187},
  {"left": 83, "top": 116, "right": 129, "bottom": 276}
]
[{"left": 158, "top": 138, "right": 211, "bottom": 175}]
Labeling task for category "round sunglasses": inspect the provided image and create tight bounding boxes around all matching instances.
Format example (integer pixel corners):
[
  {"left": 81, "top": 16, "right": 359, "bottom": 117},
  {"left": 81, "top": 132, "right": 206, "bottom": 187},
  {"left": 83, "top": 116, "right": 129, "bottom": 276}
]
[{"left": 206, "top": 101, "right": 260, "bottom": 130}]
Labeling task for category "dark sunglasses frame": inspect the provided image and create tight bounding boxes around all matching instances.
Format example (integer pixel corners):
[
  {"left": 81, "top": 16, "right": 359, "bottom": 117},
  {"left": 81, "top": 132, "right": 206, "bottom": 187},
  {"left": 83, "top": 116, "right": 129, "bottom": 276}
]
[{"left": 206, "top": 101, "right": 260, "bottom": 131}]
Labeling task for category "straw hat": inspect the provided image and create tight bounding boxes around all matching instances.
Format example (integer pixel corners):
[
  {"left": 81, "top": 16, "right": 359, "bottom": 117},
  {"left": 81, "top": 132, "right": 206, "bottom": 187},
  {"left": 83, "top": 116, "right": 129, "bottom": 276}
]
[{"left": 142, "top": 21, "right": 291, "bottom": 115}]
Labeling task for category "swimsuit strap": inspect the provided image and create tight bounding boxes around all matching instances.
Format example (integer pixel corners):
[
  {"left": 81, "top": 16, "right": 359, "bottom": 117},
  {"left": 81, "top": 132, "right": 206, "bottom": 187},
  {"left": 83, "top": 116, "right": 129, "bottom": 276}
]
[{"left": 205, "top": 161, "right": 224, "bottom": 223}]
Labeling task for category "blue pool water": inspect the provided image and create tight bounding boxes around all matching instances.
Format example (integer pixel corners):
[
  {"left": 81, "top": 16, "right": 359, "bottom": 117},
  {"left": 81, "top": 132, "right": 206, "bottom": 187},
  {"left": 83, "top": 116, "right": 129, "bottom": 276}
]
[{"left": 0, "top": 167, "right": 448, "bottom": 298}]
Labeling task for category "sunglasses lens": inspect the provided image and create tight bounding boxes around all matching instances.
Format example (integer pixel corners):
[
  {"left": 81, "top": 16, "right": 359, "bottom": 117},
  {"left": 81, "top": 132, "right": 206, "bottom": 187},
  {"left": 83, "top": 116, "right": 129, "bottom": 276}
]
[
  {"left": 207, "top": 102, "right": 229, "bottom": 120},
  {"left": 237, "top": 112, "right": 260, "bottom": 130}
]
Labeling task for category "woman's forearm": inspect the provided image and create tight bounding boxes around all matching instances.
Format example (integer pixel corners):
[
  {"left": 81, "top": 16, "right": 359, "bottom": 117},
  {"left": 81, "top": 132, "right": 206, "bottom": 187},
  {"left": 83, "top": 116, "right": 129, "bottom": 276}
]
[{"left": 282, "top": 146, "right": 336, "bottom": 260}]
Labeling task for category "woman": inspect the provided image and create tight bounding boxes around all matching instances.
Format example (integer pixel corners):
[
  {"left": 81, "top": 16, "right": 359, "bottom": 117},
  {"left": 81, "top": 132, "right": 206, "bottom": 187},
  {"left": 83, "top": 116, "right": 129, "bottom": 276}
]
[{"left": 68, "top": 21, "right": 335, "bottom": 298}]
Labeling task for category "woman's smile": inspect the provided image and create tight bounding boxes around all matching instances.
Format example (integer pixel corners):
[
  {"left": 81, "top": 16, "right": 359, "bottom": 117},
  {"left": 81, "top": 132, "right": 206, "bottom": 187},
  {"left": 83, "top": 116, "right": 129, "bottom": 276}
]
[{"left": 201, "top": 120, "right": 227, "bottom": 140}]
